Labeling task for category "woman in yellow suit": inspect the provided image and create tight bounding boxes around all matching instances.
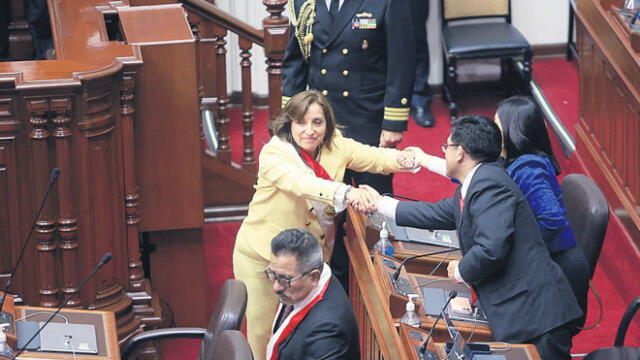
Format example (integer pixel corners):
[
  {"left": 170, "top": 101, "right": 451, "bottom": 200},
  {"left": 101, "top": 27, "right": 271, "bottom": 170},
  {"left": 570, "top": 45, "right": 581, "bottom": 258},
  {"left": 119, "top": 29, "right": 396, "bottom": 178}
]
[{"left": 234, "top": 90, "right": 416, "bottom": 359}]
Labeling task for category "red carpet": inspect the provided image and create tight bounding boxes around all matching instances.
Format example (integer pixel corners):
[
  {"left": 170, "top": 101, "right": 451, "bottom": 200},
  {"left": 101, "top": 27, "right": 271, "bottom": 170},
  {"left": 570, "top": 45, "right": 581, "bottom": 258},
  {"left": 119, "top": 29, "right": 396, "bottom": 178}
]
[{"left": 189, "top": 58, "right": 640, "bottom": 357}]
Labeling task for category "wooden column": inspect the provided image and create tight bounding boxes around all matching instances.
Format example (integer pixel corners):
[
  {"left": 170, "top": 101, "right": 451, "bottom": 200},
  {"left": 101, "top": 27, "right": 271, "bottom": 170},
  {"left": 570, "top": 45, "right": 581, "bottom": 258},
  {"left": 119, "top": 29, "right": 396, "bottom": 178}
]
[
  {"left": 26, "top": 98, "right": 59, "bottom": 308},
  {"left": 51, "top": 96, "right": 81, "bottom": 307},
  {"left": 263, "top": 0, "right": 289, "bottom": 122}
]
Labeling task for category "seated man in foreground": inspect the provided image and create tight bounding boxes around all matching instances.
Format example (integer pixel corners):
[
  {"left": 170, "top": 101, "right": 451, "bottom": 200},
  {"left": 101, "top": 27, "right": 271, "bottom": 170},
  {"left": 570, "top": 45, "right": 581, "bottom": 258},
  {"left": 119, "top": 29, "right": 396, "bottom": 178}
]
[
  {"left": 265, "top": 229, "right": 359, "bottom": 360},
  {"left": 364, "top": 115, "right": 582, "bottom": 359}
]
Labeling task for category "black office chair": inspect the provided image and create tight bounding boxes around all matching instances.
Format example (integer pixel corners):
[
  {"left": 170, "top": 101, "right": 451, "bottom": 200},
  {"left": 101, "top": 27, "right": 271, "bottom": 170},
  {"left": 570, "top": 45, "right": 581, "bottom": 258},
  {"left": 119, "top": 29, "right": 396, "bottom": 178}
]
[
  {"left": 561, "top": 174, "right": 609, "bottom": 279},
  {"left": 121, "top": 279, "right": 248, "bottom": 360},
  {"left": 440, "top": 0, "right": 532, "bottom": 118},
  {"left": 204, "top": 330, "right": 254, "bottom": 360},
  {"left": 583, "top": 297, "right": 640, "bottom": 359}
]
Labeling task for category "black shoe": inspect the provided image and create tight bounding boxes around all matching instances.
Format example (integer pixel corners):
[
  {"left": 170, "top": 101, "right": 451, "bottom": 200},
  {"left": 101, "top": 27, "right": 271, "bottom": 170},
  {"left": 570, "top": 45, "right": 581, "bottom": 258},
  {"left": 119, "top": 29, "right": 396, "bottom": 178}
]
[{"left": 411, "top": 106, "right": 435, "bottom": 128}]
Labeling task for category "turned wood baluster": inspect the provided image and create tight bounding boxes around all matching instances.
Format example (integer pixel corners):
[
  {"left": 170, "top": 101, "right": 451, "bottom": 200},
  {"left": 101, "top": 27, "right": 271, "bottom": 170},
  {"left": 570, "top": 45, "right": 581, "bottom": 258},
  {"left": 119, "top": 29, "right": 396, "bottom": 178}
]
[
  {"left": 239, "top": 37, "right": 256, "bottom": 172},
  {"left": 27, "top": 99, "right": 59, "bottom": 308},
  {"left": 120, "top": 72, "right": 145, "bottom": 292},
  {"left": 213, "top": 24, "right": 231, "bottom": 162},
  {"left": 50, "top": 97, "right": 80, "bottom": 307},
  {"left": 263, "top": 0, "right": 289, "bottom": 123}
]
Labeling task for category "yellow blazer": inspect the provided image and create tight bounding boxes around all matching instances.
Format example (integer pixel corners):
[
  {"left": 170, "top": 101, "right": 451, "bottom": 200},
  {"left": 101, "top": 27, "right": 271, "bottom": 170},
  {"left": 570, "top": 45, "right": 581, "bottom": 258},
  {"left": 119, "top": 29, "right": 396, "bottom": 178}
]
[{"left": 235, "top": 130, "right": 402, "bottom": 260}]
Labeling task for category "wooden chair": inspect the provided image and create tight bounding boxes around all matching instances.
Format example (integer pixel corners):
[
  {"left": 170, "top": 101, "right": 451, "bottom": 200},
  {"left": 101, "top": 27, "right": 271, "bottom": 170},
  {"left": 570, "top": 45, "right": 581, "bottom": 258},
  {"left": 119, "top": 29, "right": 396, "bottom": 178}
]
[
  {"left": 440, "top": 0, "right": 532, "bottom": 118},
  {"left": 121, "top": 279, "right": 248, "bottom": 359}
]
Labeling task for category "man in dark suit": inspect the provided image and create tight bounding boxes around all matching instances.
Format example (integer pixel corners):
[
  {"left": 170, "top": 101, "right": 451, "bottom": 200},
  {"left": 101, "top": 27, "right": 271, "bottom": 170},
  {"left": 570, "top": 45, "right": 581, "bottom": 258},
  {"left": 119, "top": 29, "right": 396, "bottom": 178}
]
[
  {"left": 282, "top": 0, "right": 416, "bottom": 291},
  {"left": 282, "top": 0, "right": 415, "bottom": 190},
  {"left": 265, "top": 229, "right": 359, "bottom": 360},
  {"left": 367, "top": 115, "right": 583, "bottom": 359}
]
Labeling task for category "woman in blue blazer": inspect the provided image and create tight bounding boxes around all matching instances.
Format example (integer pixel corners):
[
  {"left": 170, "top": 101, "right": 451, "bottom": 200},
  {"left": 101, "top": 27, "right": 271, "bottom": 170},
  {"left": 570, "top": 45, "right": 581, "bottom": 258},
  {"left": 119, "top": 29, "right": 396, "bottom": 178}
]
[{"left": 495, "top": 96, "right": 589, "bottom": 327}]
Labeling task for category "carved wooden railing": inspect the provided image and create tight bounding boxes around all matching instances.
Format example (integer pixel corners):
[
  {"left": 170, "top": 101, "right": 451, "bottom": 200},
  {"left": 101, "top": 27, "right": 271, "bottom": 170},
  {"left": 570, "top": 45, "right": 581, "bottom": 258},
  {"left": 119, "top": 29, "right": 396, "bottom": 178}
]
[{"left": 180, "top": 0, "right": 289, "bottom": 221}]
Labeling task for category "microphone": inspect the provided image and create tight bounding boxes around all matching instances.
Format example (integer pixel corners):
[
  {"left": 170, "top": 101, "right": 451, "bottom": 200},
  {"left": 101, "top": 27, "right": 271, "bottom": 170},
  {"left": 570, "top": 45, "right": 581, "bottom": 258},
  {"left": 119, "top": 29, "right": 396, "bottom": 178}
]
[
  {"left": 381, "top": 193, "right": 420, "bottom": 202},
  {"left": 392, "top": 248, "right": 458, "bottom": 282},
  {"left": 418, "top": 290, "right": 457, "bottom": 355},
  {"left": 0, "top": 168, "right": 61, "bottom": 313},
  {"left": 11, "top": 252, "right": 113, "bottom": 359}
]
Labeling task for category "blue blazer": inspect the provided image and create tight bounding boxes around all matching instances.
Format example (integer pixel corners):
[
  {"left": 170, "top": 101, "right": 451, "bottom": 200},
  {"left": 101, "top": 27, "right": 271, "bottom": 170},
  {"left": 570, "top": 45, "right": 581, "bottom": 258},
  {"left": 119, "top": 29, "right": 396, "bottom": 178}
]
[
  {"left": 507, "top": 154, "right": 576, "bottom": 253},
  {"left": 395, "top": 161, "right": 582, "bottom": 342}
]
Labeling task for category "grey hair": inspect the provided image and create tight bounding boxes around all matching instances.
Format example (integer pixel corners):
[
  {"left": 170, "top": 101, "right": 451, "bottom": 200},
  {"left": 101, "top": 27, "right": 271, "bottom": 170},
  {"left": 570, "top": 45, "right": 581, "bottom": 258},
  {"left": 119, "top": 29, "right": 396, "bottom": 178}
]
[{"left": 271, "top": 229, "right": 324, "bottom": 273}]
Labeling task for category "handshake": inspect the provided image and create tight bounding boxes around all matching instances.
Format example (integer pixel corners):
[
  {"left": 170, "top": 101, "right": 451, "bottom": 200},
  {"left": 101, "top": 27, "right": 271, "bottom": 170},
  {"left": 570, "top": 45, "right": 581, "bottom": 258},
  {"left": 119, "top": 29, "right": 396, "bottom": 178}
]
[{"left": 346, "top": 146, "right": 432, "bottom": 213}]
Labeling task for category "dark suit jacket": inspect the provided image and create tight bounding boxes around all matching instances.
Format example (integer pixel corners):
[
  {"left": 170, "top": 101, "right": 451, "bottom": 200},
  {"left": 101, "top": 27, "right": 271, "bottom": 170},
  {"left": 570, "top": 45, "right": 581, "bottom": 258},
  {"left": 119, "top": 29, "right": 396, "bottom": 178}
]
[
  {"left": 395, "top": 161, "right": 582, "bottom": 342},
  {"left": 282, "top": 0, "right": 415, "bottom": 145},
  {"left": 276, "top": 276, "right": 360, "bottom": 360}
]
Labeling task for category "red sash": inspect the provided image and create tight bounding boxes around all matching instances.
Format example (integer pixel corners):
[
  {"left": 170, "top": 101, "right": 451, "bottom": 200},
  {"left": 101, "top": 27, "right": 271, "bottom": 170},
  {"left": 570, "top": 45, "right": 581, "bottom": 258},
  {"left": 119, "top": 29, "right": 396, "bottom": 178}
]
[
  {"left": 299, "top": 149, "right": 332, "bottom": 181},
  {"left": 268, "top": 279, "right": 331, "bottom": 360}
]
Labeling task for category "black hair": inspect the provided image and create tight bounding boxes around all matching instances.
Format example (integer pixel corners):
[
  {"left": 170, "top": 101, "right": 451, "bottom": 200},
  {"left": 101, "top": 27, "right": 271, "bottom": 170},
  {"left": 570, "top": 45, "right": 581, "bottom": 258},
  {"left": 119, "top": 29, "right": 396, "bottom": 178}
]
[
  {"left": 271, "top": 229, "right": 323, "bottom": 273},
  {"left": 496, "top": 96, "right": 561, "bottom": 175},
  {"left": 450, "top": 115, "right": 502, "bottom": 163}
]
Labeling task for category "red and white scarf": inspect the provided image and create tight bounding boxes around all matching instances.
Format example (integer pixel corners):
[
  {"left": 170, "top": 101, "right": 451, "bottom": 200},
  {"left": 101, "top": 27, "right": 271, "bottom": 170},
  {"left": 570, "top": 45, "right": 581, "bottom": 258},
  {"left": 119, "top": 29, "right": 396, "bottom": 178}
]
[{"left": 265, "top": 263, "right": 332, "bottom": 360}]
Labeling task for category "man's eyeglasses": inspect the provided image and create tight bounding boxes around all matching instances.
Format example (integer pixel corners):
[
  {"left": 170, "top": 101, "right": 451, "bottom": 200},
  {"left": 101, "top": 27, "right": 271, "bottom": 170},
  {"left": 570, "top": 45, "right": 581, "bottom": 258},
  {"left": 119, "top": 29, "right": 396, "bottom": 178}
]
[
  {"left": 441, "top": 143, "right": 460, "bottom": 153},
  {"left": 264, "top": 267, "right": 314, "bottom": 289}
]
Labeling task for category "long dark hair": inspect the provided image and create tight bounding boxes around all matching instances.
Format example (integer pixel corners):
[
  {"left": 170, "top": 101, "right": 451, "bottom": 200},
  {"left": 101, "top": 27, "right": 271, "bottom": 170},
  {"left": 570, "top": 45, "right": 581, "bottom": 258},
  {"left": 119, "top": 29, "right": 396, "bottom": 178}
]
[{"left": 496, "top": 96, "right": 561, "bottom": 175}]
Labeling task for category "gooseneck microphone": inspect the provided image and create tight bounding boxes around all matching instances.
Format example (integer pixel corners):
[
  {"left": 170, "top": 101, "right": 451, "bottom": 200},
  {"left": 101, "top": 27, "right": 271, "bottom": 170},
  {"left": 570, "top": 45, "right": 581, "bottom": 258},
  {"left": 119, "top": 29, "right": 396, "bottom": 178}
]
[
  {"left": 0, "top": 168, "right": 61, "bottom": 313},
  {"left": 392, "top": 248, "right": 458, "bottom": 282},
  {"left": 419, "top": 290, "right": 458, "bottom": 355},
  {"left": 11, "top": 252, "right": 113, "bottom": 359}
]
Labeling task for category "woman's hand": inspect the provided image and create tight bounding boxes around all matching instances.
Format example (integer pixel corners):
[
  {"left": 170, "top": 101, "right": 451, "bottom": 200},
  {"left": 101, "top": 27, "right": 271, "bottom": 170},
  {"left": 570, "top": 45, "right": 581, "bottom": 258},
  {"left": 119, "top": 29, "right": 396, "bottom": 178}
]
[
  {"left": 346, "top": 187, "right": 376, "bottom": 213},
  {"left": 347, "top": 185, "right": 381, "bottom": 213},
  {"left": 403, "top": 146, "right": 434, "bottom": 168}
]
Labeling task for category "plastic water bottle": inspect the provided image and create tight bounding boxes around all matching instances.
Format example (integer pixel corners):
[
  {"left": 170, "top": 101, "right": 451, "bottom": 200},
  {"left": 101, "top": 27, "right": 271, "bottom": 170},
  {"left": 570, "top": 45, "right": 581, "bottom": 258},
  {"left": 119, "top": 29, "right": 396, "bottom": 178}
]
[
  {"left": 0, "top": 324, "right": 13, "bottom": 357},
  {"left": 400, "top": 294, "right": 421, "bottom": 327},
  {"left": 373, "top": 222, "right": 394, "bottom": 257}
]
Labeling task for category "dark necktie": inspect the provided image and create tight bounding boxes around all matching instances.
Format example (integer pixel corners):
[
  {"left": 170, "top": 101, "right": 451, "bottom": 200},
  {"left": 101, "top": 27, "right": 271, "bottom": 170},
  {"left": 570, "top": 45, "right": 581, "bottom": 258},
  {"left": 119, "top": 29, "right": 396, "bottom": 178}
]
[
  {"left": 330, "top": 0, "right": 340, "bottom": 21},
  {"left": 276, "top": 304, "right": 294, "bottom": 331}
]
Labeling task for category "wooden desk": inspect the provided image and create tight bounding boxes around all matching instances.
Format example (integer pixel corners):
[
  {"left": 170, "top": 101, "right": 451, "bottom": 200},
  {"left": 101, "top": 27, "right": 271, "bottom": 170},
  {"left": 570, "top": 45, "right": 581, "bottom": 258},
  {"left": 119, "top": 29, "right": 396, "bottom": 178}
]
[
  {"left": 435, "top": 342, "right": 540, "bottom": 360},
  {"left": 345, "top": 207, "right": 537, "bottom": 359},
  {"left": 410, "top": 274, "right": 493, "bottom": 343},
  {"left": 363, "top": 212, "right": 462, "bottom": 277},
  {"left": 11, "top": 306, "right": 120, "bottom": 360}
]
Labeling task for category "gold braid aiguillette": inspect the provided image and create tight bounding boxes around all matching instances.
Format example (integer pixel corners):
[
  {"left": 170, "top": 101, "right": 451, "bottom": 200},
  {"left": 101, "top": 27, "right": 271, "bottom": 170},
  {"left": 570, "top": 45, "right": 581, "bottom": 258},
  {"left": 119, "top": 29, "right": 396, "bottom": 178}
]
[{"left": 288, "top": 0, "right": 316, "bottom": 60}]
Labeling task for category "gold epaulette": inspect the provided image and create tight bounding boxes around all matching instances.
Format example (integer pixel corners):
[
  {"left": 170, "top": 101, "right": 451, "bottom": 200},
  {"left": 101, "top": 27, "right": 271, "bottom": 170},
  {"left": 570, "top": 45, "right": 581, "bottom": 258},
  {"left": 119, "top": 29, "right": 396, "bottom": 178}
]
[
  {"left": 281, "top": 96, "right": 291, "bottom": 108},
  {"left": 384, "top": 107, "right": 410, "bottom": 121}
]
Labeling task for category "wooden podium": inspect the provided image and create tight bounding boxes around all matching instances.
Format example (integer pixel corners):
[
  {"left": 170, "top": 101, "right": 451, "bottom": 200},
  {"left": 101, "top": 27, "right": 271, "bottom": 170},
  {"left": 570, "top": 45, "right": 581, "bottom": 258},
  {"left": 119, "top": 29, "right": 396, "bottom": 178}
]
[{"left": 0, "top": 0, "right": 207, "bottom": 345}]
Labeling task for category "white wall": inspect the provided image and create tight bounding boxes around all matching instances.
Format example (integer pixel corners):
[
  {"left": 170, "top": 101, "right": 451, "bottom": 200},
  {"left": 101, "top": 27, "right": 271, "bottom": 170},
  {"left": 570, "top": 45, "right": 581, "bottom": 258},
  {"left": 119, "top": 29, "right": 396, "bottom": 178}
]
[{"left": 217, "top": 0, "right": 569, "bottom": 95}]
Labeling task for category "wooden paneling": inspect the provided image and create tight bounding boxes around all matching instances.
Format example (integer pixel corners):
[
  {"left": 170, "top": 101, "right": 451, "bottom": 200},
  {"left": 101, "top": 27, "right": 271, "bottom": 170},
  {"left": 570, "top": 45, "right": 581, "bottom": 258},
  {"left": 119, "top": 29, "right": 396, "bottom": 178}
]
[
  {"left": 135, "top": 43, "right": 204, "bottom": 232},
  {"left": 575, "top": 0, "right": 640, "bottom": 244}
]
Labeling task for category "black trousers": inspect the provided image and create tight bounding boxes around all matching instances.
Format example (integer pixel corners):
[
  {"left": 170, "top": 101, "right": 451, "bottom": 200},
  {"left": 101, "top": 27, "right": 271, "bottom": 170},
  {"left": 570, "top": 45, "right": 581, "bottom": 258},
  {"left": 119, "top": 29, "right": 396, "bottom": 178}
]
[
  {"left": 410, "top": 0, "right": 432, "bottom": 108},
  {"left": 551, "top": 246, "right": 590, "bottom": 331},
  {"left": 331, "top": 170, "right": 393, "bottom": 292},
  {"left": 527, "top": 321, "right": 576, "bottom": 360}
]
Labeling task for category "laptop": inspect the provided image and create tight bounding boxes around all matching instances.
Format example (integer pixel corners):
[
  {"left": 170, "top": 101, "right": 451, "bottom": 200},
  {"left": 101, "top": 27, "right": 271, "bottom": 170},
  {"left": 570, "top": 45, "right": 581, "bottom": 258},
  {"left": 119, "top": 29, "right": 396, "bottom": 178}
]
[
  {"left": 386, "top": 217, "right": 460, "bottom": 249},
  {"left": 38, "top": 322, "right": 98, "bottom": 354}
]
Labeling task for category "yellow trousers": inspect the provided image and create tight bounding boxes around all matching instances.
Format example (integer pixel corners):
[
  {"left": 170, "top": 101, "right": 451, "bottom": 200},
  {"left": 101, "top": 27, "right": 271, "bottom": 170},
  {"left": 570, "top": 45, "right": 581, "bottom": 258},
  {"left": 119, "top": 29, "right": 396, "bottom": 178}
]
[{"left": 233, "top": 238, "right": 278, "bottom": 360}]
